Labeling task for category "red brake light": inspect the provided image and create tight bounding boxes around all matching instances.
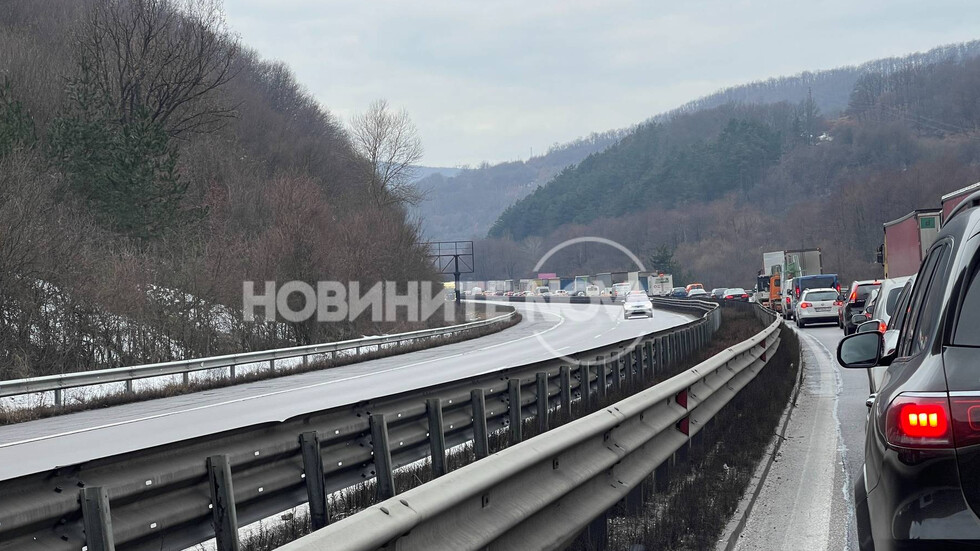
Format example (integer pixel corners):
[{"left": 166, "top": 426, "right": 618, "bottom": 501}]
[
  {"left": 836, "top": 284, "right": 841, "bottom": 292},
  {"left": 886, "top": 394, "right": 952, "bottom": 448},
  {"left": 878, "top": 321, "right": 887, "bottom": 333},
  {"left": 741, "top": 294, "right": 749, "bottom": 298},
  {"left": 849, "top": 291, "right": 857, "bottom": 302},
  {"left": 785, "top": 297, "right": 791, "bottom": 305},
  {"left": 725, "top": 295, "right": 733, "bottom": 299},
  {"left": 800, "top": 302, "right": 811, "bottom": 308}
]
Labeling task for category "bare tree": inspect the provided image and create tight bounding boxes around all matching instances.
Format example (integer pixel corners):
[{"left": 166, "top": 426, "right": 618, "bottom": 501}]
[
  {"left": 78, "top": 0, "right": 240, "bottom": 136},
  {"left": 349, "top": 99, "right": 425, "bottom": 207}
]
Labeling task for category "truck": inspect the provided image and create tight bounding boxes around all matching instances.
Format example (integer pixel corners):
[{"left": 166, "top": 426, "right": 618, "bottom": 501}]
[
  {"left": 760, "top": 249, "right": 823, "bottom": 308},
  {"left": 648, "top": 274, "right": 673, "bottom": 296},
  {"left": 942, "top": 182, "right": 980, "bottom": 225},
  {"left": 596, "top": 273, "right": 613, "bottom": 289},
  {"left": 882, "top": 209, "right": 941, "bottom": 278}
]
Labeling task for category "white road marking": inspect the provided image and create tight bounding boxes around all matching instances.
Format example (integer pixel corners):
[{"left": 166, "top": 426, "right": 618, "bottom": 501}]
[{"left": 0, "top": 308, "right": 568, "bottom": 449}]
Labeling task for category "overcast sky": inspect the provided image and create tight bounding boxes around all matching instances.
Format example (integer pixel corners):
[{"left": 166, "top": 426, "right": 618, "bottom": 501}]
[{"left": 225, "top": 1, "right": 980, "bottom": 167}]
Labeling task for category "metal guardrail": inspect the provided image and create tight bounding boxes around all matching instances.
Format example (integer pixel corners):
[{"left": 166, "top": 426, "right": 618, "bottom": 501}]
[
  {"left": 0, "top": 309, "right": 519, "bottom": 405},
  {"left": 282, "top": 306, "right": 781, "bottom": 551},
  {"left": 0, "top": 299, "right": 723, "bottom": 551}
]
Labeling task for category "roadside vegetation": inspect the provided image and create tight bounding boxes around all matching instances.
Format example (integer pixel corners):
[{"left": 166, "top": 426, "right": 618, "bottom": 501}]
[
  {"left": 235, "top": 304, "right": 765, "bottom": 551},
  {"left": 479, "top": 42, "right": 980, "bottom": 287},
  {"left": 0, "top": 0, "right": 444, "bottom": 382}
]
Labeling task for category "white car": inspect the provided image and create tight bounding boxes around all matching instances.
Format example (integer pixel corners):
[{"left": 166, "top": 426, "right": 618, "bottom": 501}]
[
  {"left": 623, "top": 292, "right": 654, "bottom": 319},
  {"left": 794, "top": 288, "right": 840, "bottom": 327},
  {"left": 552, "top": 289, "right": 569, "bottom": 297},
  {"left": 535, "top": 286, "right": 550, "bottom": 296},
  {"left": 585, "top": 284, "right": 601, "bottom": 297},
  {"left": 687, "top": 288, "right": 709, "bottom": 298}
]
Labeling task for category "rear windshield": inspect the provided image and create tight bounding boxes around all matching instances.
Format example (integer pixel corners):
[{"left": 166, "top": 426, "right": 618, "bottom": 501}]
[
  {"left": 805, "top": 291, "right": 838, "bottom": 301},
  {"left": 855, "top": 283, "right": 879, "bottom": 301},
  {"left": 726, "top": 289, "right": 745, "bottom": 294},
  {"left": 799, "top": 276, "right": 836, "bottom": 291},
  {"left": 626, "top": 294, "right": 648, "bottom": 303}
]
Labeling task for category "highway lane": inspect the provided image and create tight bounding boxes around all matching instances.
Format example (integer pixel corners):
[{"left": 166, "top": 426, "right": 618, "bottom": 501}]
[
  {"left": 721, "top": 322, "right": 870, "bottom": 551},
  {"left": 0, "top": 300, "right": 693, "bottom": 480}
]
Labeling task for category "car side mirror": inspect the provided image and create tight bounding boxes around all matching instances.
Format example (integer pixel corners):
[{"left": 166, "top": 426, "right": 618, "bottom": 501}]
[
  {"left": 837, "top": 332, "right": 883, "bottom": 368},
  {"left": 856, "top": 319, "right": 880, "bottom": 333},
  {"left": 851, "top": 313, "right": 869, "bottom": 326}
]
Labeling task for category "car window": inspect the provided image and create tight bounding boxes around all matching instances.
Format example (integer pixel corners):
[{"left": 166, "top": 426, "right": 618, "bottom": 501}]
[
  {"left": 953, "top": 256, "right": 980, "bottom": 346},
  {"left": 801, "top": 276, "right": 836, "bottom": 290},
  {"left": 884, "top": 287, "right": 903, "bottom": 317},
  {"left": 806, "top": 291, "right": 837, "bottom": 301},
  {"left": 888, "top": 282, "right": 914, "bottom": 331},
  {"left": 899, "top": 245, "right": 950, "bottom": 357}
]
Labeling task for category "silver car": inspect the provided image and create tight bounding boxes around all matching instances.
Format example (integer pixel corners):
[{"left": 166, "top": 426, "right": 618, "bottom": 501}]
[
  {"left": 794, "top": 288, "right": 841, "bottom": 327},
  {"left": 623, "top": 292, "right": 653, "bottom": 319}
]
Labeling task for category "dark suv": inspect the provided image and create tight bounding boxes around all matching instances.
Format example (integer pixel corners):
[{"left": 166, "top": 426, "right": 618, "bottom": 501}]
[
  {"left": 839, "top": 279, "right": 882, "bottom": 335},
  {"left": 837, "top": 191, "right": 980, "bottom": 550}
]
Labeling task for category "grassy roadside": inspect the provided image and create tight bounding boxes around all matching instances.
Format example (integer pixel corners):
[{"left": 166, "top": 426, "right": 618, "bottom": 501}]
[
  {"left": 589, "top": 322, "right": 800, "bottom": 551},
  {"left": 0, "top": 307, "right": 521, "bottom": 426},
  {"left": 235, "top": 306, "right": 766, "bottom": 551}
]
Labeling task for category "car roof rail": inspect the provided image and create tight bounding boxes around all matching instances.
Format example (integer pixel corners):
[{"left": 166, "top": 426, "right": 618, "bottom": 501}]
[{"left": 945, "top": 189, "right": 980, "bottom": 225}]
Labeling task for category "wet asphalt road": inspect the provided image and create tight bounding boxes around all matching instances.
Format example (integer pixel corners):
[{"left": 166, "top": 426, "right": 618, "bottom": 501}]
[{"left": 721, "top": 321, "right": 871, "bottom": 551}]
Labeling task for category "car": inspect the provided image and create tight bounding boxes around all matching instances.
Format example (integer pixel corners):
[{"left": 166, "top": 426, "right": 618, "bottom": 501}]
[
  {"left": 794, "top": 288, "right": 840, "bottom": 327},
  {"left": 600, "top": 287, "right": 613, "bottom": 297},
  {"left": 837, "top": 191, "right": 980, "bottom": 550},
  {"left": 612, "top": 282, "right": 633, "bottom": 300},
  {"left": 722, "top": 288, "right": 749, "bottom": 301},
  {"left": 687, "top": 288, "right": 709, "bottom": 298},
  {"left": 668, "top": 287, "right": 688, "bottom": 298},
  {"left": 622, "top": 292, "right": 653, "bottom": 319},
  {"left": 710, "top": 288, "right": 726, "bottom": 299},
  {"left": 865, "top": 276, "right": 916, "bottom": 395},
  {"left": 839, "top": 279, "right": 882, "bottom": 335},
  {"left": 781, "top": 277, "right": 796, "bottom": 320},
  {"left": 535, "top": 286, "right": 550, "bottom": 296},
  {"left": 584, "top": 285, "right": 600, "bottom": 297},
  {"left": 552, "top": 289, "right": 569, "bottom": 297},
  {"left": 685, "top": 283, "right": 705, "bottom": 293},
  {"left": 853, "top": 276, "right": 912, "bottom": 335}
]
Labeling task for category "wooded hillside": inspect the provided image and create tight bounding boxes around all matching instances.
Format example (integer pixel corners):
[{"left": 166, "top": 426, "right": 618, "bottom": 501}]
[{"left": 0, "top": 0, "right": 437, "bottom": 379}]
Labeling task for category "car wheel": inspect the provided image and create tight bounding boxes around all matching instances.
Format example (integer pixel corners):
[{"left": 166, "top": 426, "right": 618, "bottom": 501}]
[
  {"left": 799, "top": 318, "right": 806, "bottom": 328},
  {"left": 854, "top": 471, "right": 875, "bottom": 551}
]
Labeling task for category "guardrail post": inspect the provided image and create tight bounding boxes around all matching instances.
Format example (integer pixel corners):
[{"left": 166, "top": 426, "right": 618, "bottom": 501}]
[
  {"left": 182, "top": 372, "right": 190, "bottom": 386},
  {"left": 80, "top": 486, "right": 115, "bottom": 551},
  {"left": 508, "top": 379, "right": 522, "bottom": 444},
  {"left": 655, "top": 459, "right": 670, "bottom": 493},
  {"left": 625, "top": 481, "right": 644, "bottom": 514},
  {"left": 54, "top": 388, "right": 63, "bottom": 408},
  {"left": 559, "top": 366, "right": 571, "bottom": 416},
  {"left": 578, "top": 363, "right": 591, "bottom": 412},
  {"left": 631, "top": 347, "right": 641, "bottom": 391},
  {"left": 596, "top": 360, "right": 607, "bottom": 402},
  {"left": 471, "top": 389, "right": 489, "bottom": 460},
  {"left": 206, "top": 454, "right": 240, "bottom": 551},
  {"left": 124, "top": 379, "right": 133, "bottom": 394},
  {"left": 300, "top": 431, "right": 328, "bottom": 530},
  {"left": 609, "top": 356, "right": 621, "bottom": 396},
  {"left": 269, "top": 359, "right": 275, "bottom": 372},
  {"left": 536, "top": 372, "right": 549, "bottom": 434},
  {"left": 369, "top": 414, "right": 396, "bottom": 500},
  {"left": 577, "top": 509, "right": 608, "bottom": 550},
  {"left": 427, "top": 399, "right": 448, "bottom": 476},
  {"left": 302, "top": 354, "right": 309, "bottom": 368},
  {"left": 229, "top": 364, "right": 236, "bottom": 380}
]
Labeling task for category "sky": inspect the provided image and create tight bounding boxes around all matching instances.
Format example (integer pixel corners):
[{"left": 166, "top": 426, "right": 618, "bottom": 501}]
[{"left": 224, "top": 1, "right": 980, "bottom": 167}]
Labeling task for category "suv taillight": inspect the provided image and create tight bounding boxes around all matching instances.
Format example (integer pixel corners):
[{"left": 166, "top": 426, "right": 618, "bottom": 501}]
[
  {"left": 877, "top": 321, "right": 887, "bottom": 333},
  {"left": 886, "top": 394, "right": 952, "bottom": 448},
  {"left": 800, "top": 302, "right": 811, "bottom": 308}
]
